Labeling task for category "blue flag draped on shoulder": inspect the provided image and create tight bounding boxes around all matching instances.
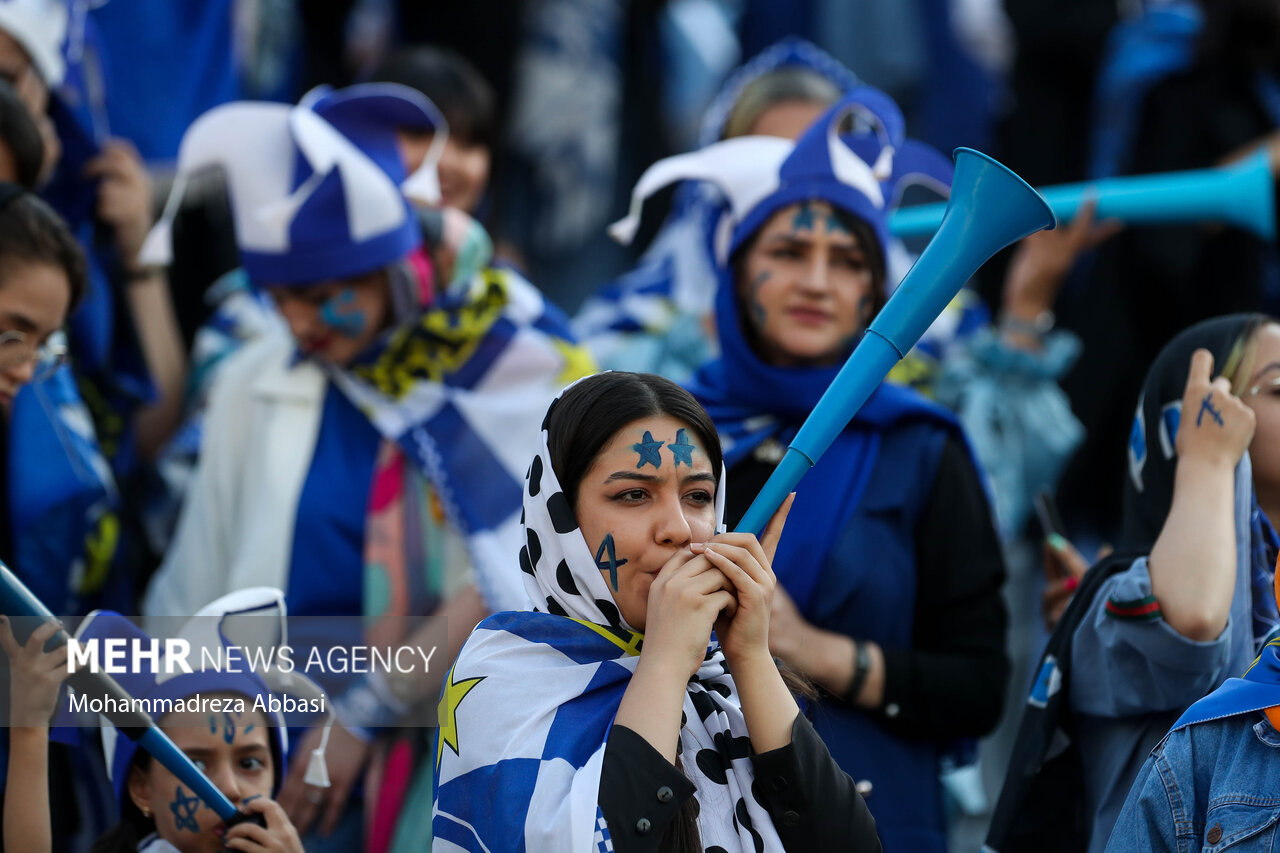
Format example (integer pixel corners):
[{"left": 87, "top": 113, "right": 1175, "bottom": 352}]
[{"left": 1173, "top": 633, "right": 1280, "bottom": 733}]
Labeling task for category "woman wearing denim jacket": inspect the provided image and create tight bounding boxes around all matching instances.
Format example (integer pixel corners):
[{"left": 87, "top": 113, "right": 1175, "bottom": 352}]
[{"left": 1108, "top": 636, "right": 1280, "bottom": 851}]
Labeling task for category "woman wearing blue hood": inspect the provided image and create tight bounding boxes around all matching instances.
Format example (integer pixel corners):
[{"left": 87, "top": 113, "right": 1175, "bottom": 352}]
[{"left": 610, "top": 89, "right": 1008, "bottom": 851}]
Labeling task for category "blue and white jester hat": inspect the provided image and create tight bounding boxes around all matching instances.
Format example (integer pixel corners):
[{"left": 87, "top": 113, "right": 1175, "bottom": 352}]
[
  {"left": 72, "top": 588, "right": 326, "bottom": 813},
  {"left": 611, "top": 86, "right": 951, "bottom": 266},
  {"left": 139, "top": 83, "right": 447, "bottom": 285}
]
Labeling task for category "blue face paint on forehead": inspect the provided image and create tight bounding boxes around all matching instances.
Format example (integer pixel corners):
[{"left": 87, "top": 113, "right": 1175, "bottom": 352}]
[
  {"left": 222, "top": 712, "right": 237, "bottom": 744},
  {"left": 633, "top": 431, "right": 664, "bottom": 469},
  {"left": 669, "top": 429, "right": 695, "bottom": 467},
  {"left": 791, "top": 202, "right": 816, "bottom": 232}
]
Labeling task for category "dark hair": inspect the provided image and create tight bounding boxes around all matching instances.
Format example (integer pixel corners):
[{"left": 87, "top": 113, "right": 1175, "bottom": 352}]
[
  {"left": 0, "top": 190, "right": 86, "bottom": 310},
  {"left": 89, "top": 753, "right": 154, "bottom": 853},
  {"left": 545, "top": 372, "right": 724, "bottom": 509},
  {"left": 0, "top": 78, "right": 44, "bottom": 188},
  {"left": 372, "top": 46, "right": 496, "bottom": 149}
]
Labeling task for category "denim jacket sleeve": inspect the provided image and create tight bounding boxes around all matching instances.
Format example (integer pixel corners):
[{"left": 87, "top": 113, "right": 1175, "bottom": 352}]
[{"left": 1070, "top": 556, "right": 1235, "bottom": 717}]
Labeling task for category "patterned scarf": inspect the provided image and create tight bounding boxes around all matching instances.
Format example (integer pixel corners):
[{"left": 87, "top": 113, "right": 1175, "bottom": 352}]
[
  {"left": 432, "top": 383, "right": 786, "bottom": 852},
  {"left": 329, "top": 260, "right": 595, "bottom": 617}
]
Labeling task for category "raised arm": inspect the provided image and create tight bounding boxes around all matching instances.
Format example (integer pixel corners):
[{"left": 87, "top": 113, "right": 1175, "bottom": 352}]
[{"left": 1148, "top": 349, "right": 1254, "bottom": 641}]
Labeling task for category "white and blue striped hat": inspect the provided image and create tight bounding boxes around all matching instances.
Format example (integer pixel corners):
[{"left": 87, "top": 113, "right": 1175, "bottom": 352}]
[
  {"left": 610, "top": 85, "right": 951, "bottom": 265},
  {"left": 140, "top": 83, "right": 447, "bottom": 285}
]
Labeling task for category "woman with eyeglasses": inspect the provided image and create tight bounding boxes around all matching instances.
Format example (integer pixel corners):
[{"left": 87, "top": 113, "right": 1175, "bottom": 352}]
[
  {"left": 0, "top": 182, "right": 126, "bottom": 851},
  {"left": 0, "top": 184, "right": 101, "bottom": 594}
]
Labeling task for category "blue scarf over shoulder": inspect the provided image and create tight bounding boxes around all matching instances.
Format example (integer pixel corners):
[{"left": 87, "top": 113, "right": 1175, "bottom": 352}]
[{"left": 688, "top": 268, "right": 974, "bottom": 614}]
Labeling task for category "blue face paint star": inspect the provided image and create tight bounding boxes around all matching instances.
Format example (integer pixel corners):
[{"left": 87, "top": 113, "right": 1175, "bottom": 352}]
[
  {"left": 633, "top": 431, "right": 664, "bottom": 469},
  {"left": 825, "top": 211, "right": 849, "bottom": 235},
  {"left": 319, "top": 289, "right": 366, "bottom": 337},
  {"left": 170, "top": 786, "right": 201, "bottom": 833},
  {"left": 222, "top": 712, "right": 236, "bottom": 744},
  {"left": 791, "top": 202, "right": 816, "bottom": 232},
  {"left": 669, "top": 429, "right": 695, "bottom": 467},
  {"left": 594, "top": 534, "right": 628, "bottom": 590},
  {"left": 1196, "top": 391, "right": 1224, "bottom": 427}
]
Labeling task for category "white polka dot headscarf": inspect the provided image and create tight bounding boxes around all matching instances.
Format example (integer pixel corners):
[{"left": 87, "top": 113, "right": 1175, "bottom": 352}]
[{"left": 519, "top": 373, "right": 728, "bottom": 632}]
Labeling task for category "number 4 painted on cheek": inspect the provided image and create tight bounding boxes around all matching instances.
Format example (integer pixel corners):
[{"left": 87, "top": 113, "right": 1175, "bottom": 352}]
[{"left": 595, "top": 534, "right": 628, "bottom": 590}]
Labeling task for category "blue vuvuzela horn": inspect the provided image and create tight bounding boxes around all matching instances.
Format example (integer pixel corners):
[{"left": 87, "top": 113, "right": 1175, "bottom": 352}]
[
  {"left": 0, "top": 563, "right": 241, "bottom": 821},
  {"left": 890, "top": 149, "right": 1275, "bottom": 242},
  {"left": 735, "top": 149, "right": 1055, "bottom": 536}
]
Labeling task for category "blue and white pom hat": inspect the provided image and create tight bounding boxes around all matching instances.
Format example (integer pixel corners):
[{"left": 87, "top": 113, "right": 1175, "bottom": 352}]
[
  {"left": 139, "top": 83, "right": 448, "bottom": 285},
  {"left": 0, "top": 0, "right": 69, "bottom": 85},
  {"left": 610, "top": 85, "right": 952, "bottom": 265},
  {"left": 72, "top": 588, "right": 329, "bottom": 813}
]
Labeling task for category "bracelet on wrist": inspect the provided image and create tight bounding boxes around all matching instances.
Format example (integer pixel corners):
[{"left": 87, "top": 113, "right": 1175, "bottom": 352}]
[
  {"left": 122, "top": 265, "right": 163, "bottom": 284},
  {"left": 998, "top": 309, "right": 1055, "bottom": 339},
  {"left": 841, "top": 640, "right": 871, "bottom": 705},
  {"left": 331, "top": 671, "right": 409, "bottom": 730}
]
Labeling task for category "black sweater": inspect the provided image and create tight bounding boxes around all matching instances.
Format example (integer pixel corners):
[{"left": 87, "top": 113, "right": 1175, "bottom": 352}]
[{"left": 599, "top": 715, "right": 881, "bottom": 852}]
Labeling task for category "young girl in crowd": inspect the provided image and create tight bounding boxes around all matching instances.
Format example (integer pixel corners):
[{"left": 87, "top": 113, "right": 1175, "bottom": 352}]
[
  {"left": 608, "top": 89, "right": 1007, "bottom": 851},
  {"left": 432, "top": 371, "right": 880, "bottom": 852},
  {"left": 0, "top": 590, "right": 305, "bottom": 853},
  {"left": 139, "top": 84, "right": 591, "bottom": 849}
]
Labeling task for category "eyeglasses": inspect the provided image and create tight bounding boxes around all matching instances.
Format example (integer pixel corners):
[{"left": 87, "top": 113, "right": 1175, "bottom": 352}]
[{"left": 0, "top": 329, "right": 68, "bottom": 383}]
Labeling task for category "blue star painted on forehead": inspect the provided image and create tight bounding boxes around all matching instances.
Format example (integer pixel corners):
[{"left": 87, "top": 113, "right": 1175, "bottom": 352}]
[
  {"left": 792, "top": 202, "right": 816, "bottom": 232},
  {"left": 669, "top": 429, "right": 695, "bottom": 467},
  {"left": 633, "top": 431, "right": 664, "bottom": 469}
]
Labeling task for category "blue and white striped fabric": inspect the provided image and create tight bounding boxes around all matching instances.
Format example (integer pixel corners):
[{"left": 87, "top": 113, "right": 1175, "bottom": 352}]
[{"left": 432, "top": 385, "right": 784, "bottom": 852}]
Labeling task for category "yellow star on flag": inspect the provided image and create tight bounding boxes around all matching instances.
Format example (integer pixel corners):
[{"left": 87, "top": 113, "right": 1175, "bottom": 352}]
[
  {"left": 436, "top": 666, "right": 485, "bottom": 769},
  {"left": 553, "top": 338, "right": 597, "bottom": 386}
]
